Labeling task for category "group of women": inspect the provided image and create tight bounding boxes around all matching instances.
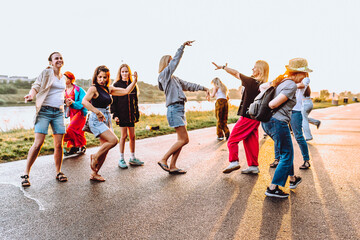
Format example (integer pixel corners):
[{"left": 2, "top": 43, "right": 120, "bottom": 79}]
[
  {"left": 20, "top": 41, "right": 319, "bottom": 198},
  {"left": 21, "top": 53, "right": 141, "bottom": 185}
]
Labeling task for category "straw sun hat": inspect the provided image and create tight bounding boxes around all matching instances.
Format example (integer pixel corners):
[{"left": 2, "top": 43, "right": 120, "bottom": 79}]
[{"left": 285, "top": 58, "right": 313, "bottom": 73}]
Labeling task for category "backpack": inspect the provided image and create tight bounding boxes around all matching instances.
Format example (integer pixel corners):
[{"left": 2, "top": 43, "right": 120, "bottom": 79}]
[{"left": 247, "top": 86, "right": 276, "bottom": 122}]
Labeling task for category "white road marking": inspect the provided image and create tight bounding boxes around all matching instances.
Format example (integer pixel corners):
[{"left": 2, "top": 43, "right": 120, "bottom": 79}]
[{"left": 0, "top": 182, "right": 45, "bottom": 211}]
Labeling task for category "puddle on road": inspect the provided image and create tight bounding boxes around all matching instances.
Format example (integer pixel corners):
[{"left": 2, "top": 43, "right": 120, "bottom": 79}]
[{"left": 0, "top": 182, "right": 45, "bottom": 211}]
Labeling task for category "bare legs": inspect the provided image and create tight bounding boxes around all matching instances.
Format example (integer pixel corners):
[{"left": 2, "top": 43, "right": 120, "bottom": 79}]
[
  {"left": 159, "top": 126, "right": 189, "bottom": 171},
  {"left": 90, "top": 130, "right": 118, "bottom": 180},
  {"left": 24, "top": 133, "right": 64, "bottom": 175},
  {"left": 119, "top": 127, "right": 136, "bottom": 155}
]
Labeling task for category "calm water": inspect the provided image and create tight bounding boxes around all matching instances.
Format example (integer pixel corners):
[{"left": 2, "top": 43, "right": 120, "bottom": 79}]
[{"left": 0, "top": 100, "right": 240, "bottom": 131}]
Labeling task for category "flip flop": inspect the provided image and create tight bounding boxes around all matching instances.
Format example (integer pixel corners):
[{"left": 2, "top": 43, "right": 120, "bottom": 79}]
[
  {"left": 157, "top": 162, "right": 169, "bottom": 172},
  {"left": 169, "top": 169, "right": 187, "bottom": 175},
  {"left": 90, "top": 174, "right": 105, "bottom": 182}
]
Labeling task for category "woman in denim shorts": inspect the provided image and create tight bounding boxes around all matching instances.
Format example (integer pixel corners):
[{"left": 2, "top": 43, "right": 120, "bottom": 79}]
[
  {"left": 157, "top": 41, "right": 210, "bottom": 174},
  {"left": 21, "top": 52, "right": 68, "bottom": 187},
  {"left": 82, "top": 65, "right": 137, "bottom": 182}
]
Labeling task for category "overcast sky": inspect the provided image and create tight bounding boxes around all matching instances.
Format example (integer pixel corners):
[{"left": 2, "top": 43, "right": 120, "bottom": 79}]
[{"left": 1, "top": 0, "right": 359, "bottom": 93}]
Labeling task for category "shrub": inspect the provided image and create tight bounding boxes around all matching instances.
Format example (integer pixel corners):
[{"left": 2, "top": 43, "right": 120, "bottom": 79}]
[
  {"left": 313, "top": 98, "right": 322, "bottom": 102},
  {"left": 0, "top": 85, "right": 18, "bottom": 94}
]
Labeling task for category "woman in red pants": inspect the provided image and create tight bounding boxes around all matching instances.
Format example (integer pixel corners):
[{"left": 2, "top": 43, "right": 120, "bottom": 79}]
[{"left": 212, "top": 60, "right": 269, "bottom": 174}]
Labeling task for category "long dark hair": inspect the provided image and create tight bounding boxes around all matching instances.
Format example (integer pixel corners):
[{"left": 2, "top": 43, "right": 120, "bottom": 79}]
[
  {"left": 304, "top": 86, "right": 311, "bottom": 97},
  {"left": 92, "top": 65, "right": 110, "bottom": 87}
]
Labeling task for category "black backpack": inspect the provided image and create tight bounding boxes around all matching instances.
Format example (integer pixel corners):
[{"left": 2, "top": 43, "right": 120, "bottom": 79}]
[{"left": 247, "top": 86, "right": 276, "bottom": 122}]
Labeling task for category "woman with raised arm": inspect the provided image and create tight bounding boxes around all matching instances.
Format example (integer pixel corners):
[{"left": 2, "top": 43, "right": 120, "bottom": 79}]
[
  {"left": 212, "top": 60, "right": 269, "bottom": 175},
  {"left": 157, "top": 41, "right": 210, "bottom": 174},
  {"left": 210, "top": 77, "right": 230, "bottom": 141},
  {"left": 21, "top": 52, "right": 68, "bottom": 187},
  {"left": 111, "top": 64, "right": 143, "bottom": 169},
  {"left": 261, "top": 58, "right": 312, "bottom": 198},
  {"left": 82, "top": 65, "right": 137, "bottom": 181}
]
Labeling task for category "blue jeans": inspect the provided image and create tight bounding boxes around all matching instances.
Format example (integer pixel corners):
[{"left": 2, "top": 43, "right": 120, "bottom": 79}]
[
  {"left": 290, "top": 110, "right": 310, "bottom": 161},
  {"left": 262, "top": 118, "right": 294, "bottom": 187},
  {"left": 274, "top": 111, "right": 310, "bottom": 161},
  {"left": 302, "top": 99, "right": 320, "bottom": 140}
]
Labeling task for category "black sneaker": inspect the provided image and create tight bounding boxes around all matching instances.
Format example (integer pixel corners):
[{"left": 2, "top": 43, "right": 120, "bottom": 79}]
[
  {"left": 289, "top": 176, "right": 302, "bottom": 189},
  {"left": 265, "top": 186, "right": 289, "bottom": 198}
]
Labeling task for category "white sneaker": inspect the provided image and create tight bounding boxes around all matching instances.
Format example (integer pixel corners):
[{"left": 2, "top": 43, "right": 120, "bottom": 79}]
[
  {"left": 223, "top": 161, "right": 240, "bottom": 174},
  {"left": 241, "top": 166, "right": 260, "bottom": 174}
]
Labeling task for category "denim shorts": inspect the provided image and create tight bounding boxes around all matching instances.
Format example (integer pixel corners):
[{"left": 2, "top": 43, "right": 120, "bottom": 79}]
[
  {"left": 89, "top": 108, "right": 112, "bottom": 138},
  {"left": 167, "top": 102, "right": 186, "bottom": 128},
  {"left": 34, "top": 106, "right": 66, "bottom": 135}
]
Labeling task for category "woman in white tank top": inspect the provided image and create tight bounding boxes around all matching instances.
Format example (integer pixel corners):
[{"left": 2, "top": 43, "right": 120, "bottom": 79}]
[{"left": 210, "top": 77, "right": 230, "bottom": 140}]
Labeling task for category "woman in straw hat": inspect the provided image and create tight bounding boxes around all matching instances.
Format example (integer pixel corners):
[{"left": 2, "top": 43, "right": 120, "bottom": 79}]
[
  {"left": 212, "top": 60, "right": 269, "bottom": 175},
  {"left": 260, "top": 58, "right": 313, "bottom": 198},
  {"left": 270, "top": 74, "right": 312, "bottom": 170}
]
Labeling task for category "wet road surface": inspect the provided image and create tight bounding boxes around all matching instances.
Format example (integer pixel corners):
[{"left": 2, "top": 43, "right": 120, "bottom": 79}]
[{"left": 1, "top": 103, "right": 360, "bottom": 240}]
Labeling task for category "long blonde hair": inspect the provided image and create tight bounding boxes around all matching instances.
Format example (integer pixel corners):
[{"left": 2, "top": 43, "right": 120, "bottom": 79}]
[
  {"left": 211, "top": 77, "right": 228, "bottom": 96},
  {"left": 253, "top": 60, "right": 269, "bottom": 83},
  {"left": 158, "top": 55, "right": 172, "bottom": 73},
  {"left": 115, "top": 63, "right": 139, "bottom": 95}
]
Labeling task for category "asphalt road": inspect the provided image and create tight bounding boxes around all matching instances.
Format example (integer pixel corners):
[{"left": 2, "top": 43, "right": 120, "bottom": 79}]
[{"left": 1, "top": 103, "right": 360, "bottom": 240}]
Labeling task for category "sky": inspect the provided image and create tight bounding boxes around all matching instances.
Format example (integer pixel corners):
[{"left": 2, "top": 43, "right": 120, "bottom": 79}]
[{"left": 1, "top": 0, "right": 359, "bottom": 93}]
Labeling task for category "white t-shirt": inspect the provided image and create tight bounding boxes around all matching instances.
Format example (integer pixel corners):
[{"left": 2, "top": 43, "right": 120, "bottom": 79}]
[
  {"left": 293, "top": 77, "right": 310, "bottom": 111},
  {"left": 215, "top": 88, "right": 227, "bottom": 100},
  {"left": 42, "top": 75, "right": 66, "bottom": 108}
]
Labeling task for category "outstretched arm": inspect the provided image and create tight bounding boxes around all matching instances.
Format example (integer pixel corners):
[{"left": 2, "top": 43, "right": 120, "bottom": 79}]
[
  {"left": 166, "top": 40, "right": 195, "bottom": 75},
  {"left": 110, "top": 72, "right": 138, "bottom": 96},
  {"left": 212, "top": 62, "right": 241, "bottom": 80},
  {"left": 210, "top": 87, "right": 218, "bottom": 98}
]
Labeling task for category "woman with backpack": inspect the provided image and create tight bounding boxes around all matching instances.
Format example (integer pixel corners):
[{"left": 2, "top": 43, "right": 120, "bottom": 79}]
[
  {"left": 212, "top": 60, "right": 269, "bottom": 175},
  {"left": 260, "top": 58, "right": 312, "bottom": 198}
]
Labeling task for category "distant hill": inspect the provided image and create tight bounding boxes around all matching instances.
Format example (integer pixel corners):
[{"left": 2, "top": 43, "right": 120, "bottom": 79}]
[
  {"left": 0, "top": 79, "right": 243, "bottom": 106},
  {"left": 76, "top": 79, "right": 243, "bottom": 103}
]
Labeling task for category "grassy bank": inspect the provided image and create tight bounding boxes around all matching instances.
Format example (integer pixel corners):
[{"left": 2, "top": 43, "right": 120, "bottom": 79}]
[
  {"left": 0, "top": 105, "right": 240, "bottom": 163},
  {"left": 0, "top": 101, "right": 356, "bottom": 163}
]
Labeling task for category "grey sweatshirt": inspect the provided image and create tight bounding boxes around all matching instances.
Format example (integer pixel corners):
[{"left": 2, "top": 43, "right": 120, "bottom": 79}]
[{"left": 158, "top": 45, "right": 206, "bottom": 107}]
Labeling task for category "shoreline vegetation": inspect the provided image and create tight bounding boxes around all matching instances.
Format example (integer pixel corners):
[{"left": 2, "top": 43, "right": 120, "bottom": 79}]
[
  {"left": 0, "top": 80, "right": 243, "bottom": 106},
  {"left": 0, "top": 101, "right": 357, "bottom": 163}
]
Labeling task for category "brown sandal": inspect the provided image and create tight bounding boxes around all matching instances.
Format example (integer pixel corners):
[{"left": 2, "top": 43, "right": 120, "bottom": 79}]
[
  {"left": 56, "top": 172, "right": 68, "bottom": 182},
  {"left": 21, "top": 175, "right": 31, "bottom": 187},
  {"left": 90, "top": 174, "right": 105, "bottom": 182},
  {"left": 270, "top": 159, "right": 279, "bottom": 168}
]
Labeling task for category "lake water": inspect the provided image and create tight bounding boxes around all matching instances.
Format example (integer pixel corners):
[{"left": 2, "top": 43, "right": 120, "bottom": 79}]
[{"left": 0, "top": 100, "right": 240, "bottom": 132}]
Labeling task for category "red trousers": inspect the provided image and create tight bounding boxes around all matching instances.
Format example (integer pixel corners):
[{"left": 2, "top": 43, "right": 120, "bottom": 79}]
[{"left": 227, "top": 116, "right": 260, "bottom": 166}]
